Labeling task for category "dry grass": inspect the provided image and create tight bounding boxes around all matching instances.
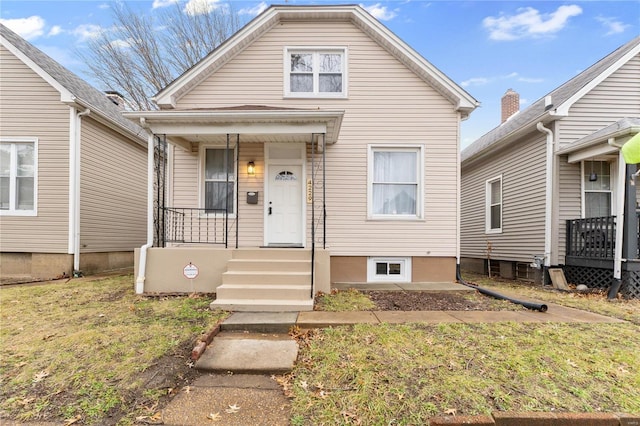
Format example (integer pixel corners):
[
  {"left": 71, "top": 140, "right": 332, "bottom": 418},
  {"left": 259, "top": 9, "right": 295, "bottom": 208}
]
[
  {"left": 0, "top": 274, "right": 227, "bottom": 425},
  {"left": 463, "top": 272, "right": 640, "bottom": 325}
]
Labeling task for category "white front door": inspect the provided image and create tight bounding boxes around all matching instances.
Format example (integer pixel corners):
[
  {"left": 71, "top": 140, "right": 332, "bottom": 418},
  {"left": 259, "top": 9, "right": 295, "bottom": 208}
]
[{"left": 267, "top": 164, "right": 303, "bottom": 246}]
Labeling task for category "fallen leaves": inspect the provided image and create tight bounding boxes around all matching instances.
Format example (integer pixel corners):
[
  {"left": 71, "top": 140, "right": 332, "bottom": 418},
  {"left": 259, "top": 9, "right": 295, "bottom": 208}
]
[
  {"left": 225, "top": 404, "right": 241, "bottom": 414},
  {"left": 32, "top": 369, "right": 50, "bottom": 383}
]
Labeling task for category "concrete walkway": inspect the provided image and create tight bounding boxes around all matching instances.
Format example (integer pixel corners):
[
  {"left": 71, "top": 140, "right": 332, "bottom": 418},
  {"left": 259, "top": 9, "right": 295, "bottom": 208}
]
[{"left": 160, "top": 301, "right": 627, "bottom": 425}]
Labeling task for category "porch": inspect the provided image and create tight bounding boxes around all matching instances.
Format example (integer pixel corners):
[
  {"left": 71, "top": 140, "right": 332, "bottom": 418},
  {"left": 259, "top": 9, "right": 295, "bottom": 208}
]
[
  {"left": 126, "top": 107, "right": 344, "bottom": 310},
  {"left": 564, "top": 214, "right": 640, "bottom": 298}
]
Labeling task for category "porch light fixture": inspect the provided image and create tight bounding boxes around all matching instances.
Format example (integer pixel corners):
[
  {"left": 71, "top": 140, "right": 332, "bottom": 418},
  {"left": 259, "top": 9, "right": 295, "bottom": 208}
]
[
  {"left": 247, "top": 161, "right": 255, "bottom": 176},
  {"left": 589, "top": 161, "right": 597, "bottom": 182}
]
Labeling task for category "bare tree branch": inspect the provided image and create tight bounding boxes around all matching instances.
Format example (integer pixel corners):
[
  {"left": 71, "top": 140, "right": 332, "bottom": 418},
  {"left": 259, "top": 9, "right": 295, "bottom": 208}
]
[{"left": 77, "top": 2, "right": 242, "bottom": 110}]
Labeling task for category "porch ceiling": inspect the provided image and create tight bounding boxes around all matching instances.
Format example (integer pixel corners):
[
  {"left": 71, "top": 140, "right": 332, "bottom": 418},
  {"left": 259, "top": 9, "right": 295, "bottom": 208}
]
[{"left": 123, "top": 108, "right": 344, "bottom": 146}]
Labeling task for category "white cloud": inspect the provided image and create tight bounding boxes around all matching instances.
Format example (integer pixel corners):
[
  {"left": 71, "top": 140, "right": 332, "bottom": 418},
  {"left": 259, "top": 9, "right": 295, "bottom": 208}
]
[
  {"left": 0, "top": 16, "right": 46, "bottom": 40},
  {"left": 183, "top": 0, "right": 221, "bottom": 16},
  {"left": 483, "top": 5, "right": 582, "bottom": 41},
  {"left": 152, "top": 0, "right": 179, "bottom": 9},
  {"left": 596, "top": 16, "right": 629, "bottom": 36},
  {"left": 98, "top": 3, "right": 110, "bottom": 9},
  {"left": 109, "top": 39, "right": 132, "bottom": 49},
  {"left": 461, "top": 77, "right": 490, "bottom": 88},
  {"left": 47, "top": 25, "right": 63, "bottom": 37},
  {"left": 72, "top": 24, "right": 103, "bottom": 41},
  {"left": 239, "top": 2, "right": 268, "bottom": 16},
  {"left": 361, "top": 3, "right": 397, "bottom": 21},
  {"left": 517, "top": 77, "right": 544, "bottom": 84}
]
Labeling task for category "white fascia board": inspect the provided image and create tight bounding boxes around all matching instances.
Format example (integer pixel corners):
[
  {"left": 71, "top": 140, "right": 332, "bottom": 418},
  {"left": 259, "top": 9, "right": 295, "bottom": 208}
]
[
  {"left": 149, "top": 122, "right": 326, "bottom": 136},
  {"left": 153, "top": 8, "right": 280, "bottom": 108},
  {"left": 567, "top": 144, "right": 618, "bottom": 164},
  {"left": 552, "top": 43, "right": 640, "bottom": 117},
  {"left": 67, "top": 98, "right": 147, "bottom": 147},
  {"left": 350, "top": 7, "right": 478, "bottom": 113},
  {"left": 1, "top": 34, "right": 75, "bottom": 103}
]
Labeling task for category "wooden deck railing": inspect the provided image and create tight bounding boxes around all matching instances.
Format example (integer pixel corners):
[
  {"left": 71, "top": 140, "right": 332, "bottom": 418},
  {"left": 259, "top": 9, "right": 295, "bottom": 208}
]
[{"left": 566, "top": 216, "right": 616, "bottom": 259}]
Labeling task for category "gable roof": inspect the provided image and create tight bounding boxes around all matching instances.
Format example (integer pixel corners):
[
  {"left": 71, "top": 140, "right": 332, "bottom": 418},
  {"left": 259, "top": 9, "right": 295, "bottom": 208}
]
[
  {"left": 462, "top": 35, "right": 640, "bottom": 165},
  {"left": 154, "top": 4, "right": 478, "bottom": 118},
  {"left": 0, "top": 23, "right": 144, "bottom": 140}
]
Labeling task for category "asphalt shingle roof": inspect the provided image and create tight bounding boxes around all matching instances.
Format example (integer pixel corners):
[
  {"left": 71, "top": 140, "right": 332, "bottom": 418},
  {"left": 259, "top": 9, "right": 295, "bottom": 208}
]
[{"left": 462, "top": 36, "right": 640, "bottom": 164}]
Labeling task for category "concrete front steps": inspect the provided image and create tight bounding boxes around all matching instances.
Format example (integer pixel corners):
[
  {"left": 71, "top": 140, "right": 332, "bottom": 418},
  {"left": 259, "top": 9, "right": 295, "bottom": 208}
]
[{"left": 210, "top": 248, "right": 314, "bottom": 312}]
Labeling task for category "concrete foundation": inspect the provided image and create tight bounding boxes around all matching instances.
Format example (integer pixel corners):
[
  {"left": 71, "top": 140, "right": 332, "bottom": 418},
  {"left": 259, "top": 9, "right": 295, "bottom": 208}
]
[
  {"left": 0, "top": 251, "right": 135, "bottom": 283},
  {"left": 331, "top": 256, "right": 457, "bottom": 283}
]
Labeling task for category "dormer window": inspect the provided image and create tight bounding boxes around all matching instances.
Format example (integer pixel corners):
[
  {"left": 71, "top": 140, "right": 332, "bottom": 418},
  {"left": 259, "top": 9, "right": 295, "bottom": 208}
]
[{"left": 284, "top": 48, "right": 347, "bottom": 98}]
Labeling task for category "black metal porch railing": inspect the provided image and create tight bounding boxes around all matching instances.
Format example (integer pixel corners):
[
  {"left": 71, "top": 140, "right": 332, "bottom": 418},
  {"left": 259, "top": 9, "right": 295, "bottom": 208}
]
[
  {"left": 162, "top": 207, "right": 233, "bottom": 245},
  {"left": 566, "top": 215, "right": 616, "bottom": 259}
]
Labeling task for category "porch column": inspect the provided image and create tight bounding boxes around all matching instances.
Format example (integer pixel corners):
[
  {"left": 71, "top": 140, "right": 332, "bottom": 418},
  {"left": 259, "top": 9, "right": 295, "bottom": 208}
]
[{"left": 623, "top": 163, "right": 638, "bottom": 260}]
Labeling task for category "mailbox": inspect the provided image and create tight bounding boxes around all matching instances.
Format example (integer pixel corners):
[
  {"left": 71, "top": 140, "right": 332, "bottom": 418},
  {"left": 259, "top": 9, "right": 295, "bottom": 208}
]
[{"left": 247, "top": 191, "right": 258, "bottom": 204}]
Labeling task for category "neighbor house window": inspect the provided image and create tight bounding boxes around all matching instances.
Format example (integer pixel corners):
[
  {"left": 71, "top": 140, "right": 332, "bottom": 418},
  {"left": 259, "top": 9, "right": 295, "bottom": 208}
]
[
  {"left": 583, "top": 160, "right": 611, "bottom": 218},
  {"left": 0, "top": 139, "right": 37, "bottom": 215},
  {"left": 285, "top": 48, "right": 346, "bottom": 97},
  {"left": 486, "top": 175, "right": 502, "bottom": 233},
  {"left": 367, "top": 257, "right": 412, "bottom": 282},
  {"left": 203, "top": 147, "right": 235, "bottom": 214},
  {"left": 369, "top": 146, "right": 422, "bottom": 219}
]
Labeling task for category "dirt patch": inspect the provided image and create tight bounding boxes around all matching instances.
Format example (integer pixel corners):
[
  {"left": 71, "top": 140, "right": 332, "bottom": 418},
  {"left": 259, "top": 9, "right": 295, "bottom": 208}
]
[{"left": 365, "top": 290, "right": 527, "bottom": 311}]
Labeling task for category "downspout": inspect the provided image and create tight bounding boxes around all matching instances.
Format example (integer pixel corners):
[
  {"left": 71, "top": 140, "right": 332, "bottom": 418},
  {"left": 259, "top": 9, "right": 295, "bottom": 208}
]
[
  {"left": 537, "top": 122, "right": 554, "bottom": 284},
  {"left": 73, "top": 108, "right": 90, "bottom": 276},
  {"left": 136, "top": 123, "right": 155, "bottom": 294},
  {"left": 608, "top": 138, "right": 626, "bottom": 298}
]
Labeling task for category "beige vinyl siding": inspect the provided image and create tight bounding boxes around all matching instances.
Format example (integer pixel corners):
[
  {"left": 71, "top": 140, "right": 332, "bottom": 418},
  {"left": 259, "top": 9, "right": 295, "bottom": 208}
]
[
  {"left": 174, "top": 20, "right": 459, "bottom": 256},
  {"left": 461, "top": 132, "right": 547, "bottom": 263},
  {"left": 79, "top": 117, "right": 146, "bottom": 252},
  {"left": 0, "top": 46, "right": 70, "bottom": 253},
  {"left": 558, "top": 53, "right": 640, "bottom": 148},
  {"left": 556, "top": 156, "right": 581, "bottom": 264}
]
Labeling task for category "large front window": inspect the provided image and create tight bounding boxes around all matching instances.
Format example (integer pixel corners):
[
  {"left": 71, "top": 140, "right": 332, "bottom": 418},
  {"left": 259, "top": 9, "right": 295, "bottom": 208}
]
[
  {"left": 204, "top": 148, "right": 235, "bottom": 214},
  {"left": 0, "top": 139, "right": 36, "bottom": 215},
  {"left": 369, "top": 146, "right": 422, "bottom": 218},
  {"left": 285, "top": 48, "right": 346, "bottom": 97},
  {"left": 584, "top": 160, "right": 611, "bottom": 218}
]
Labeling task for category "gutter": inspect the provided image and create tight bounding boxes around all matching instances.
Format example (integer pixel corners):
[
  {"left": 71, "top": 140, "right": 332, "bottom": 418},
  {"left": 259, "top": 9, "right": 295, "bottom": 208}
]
[
  {"left": 72, "top": 108, "right": 90, "bottom": 276},
  {"left": 536, "top": 122, "right": 554, "bottom": 278},
  {"left": 136, "top": 124, "right": 155, "bottom": 294}
]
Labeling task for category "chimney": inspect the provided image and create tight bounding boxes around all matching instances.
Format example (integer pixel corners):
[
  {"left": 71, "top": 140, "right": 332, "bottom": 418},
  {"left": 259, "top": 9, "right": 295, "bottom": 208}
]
[
  {"left": 105, "top": 91, "right": 126, "bottom": 110},
  {"left": 501, "top": 88, "right": 520, "bottom": 123}
]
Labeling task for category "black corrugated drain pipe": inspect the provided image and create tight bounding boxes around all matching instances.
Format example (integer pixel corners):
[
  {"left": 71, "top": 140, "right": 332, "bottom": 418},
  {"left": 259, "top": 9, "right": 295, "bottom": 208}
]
[{"left": 456, "top": 264, "right": 548, "bottom": 312}]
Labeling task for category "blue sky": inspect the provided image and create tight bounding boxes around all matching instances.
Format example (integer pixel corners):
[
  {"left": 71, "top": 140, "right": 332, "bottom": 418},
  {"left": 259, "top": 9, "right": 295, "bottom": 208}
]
[{"left": 1, "top": 0, "right": 639, "bottom": 148}]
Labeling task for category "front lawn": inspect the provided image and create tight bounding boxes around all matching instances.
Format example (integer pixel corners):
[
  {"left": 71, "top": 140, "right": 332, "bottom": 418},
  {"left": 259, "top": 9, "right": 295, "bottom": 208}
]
[{"left": 0, "top": 274, "right": 226, "bottom": 425}]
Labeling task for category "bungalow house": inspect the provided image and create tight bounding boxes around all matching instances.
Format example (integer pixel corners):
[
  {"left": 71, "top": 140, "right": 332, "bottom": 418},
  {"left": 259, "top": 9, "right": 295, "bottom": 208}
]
[
  {"left": 0, "top": 24, "right": 147, "bottom": 282},
  {"left": 126, "top": 4, "right": 478, "bottom": 311},
  {"left": 460, "top": 36, "right": 640, "bottom": 298}
]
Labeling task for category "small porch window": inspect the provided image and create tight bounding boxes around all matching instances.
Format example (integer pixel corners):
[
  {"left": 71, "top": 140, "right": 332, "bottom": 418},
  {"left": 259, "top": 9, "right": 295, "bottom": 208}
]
[
  {"left": 583, "top": 160, "right": 611, "bottom": 218},
  {"left": 203, "top": 147, "right": 235, "bottom": 214}
]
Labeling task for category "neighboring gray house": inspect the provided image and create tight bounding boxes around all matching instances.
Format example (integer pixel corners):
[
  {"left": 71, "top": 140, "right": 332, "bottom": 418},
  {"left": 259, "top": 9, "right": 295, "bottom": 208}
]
[
  {"left": 0, "top": 24, "right": 147, "bottom": 281},
  {"left": 461, "top": 36, "right": 640, "bottom": 298}
]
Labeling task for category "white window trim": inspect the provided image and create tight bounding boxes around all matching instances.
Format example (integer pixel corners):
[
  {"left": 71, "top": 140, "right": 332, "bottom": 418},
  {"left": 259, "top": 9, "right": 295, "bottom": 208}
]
[
  {"left": 367, "top": 257, "right": 412, "bottom": 283},
  {"left": 0, "top": 137, "right": 38, "bottom": 217},
  {"left": 199, "top": 144, "right": 237, "bottom": 218},
  {"left": 581, "top": 160, "right": 615, "bottom": 218},
  {"left": 367, "top": 144, "right": 424, "bottom": 220},
  {"left": 283, "top": 46, "right": 348, "bottom": 99},
  {"left": 485, "top": 175, "right": 502, "bottom": 234}
]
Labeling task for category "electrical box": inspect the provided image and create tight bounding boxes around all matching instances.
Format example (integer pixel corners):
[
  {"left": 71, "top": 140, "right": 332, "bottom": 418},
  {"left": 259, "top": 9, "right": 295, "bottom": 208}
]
[{"left": 247, "top": 191, "right": 258, "bottom": 204}]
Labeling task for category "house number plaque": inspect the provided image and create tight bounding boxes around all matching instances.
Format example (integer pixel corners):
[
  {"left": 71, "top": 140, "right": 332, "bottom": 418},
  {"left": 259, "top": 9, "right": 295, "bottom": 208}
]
[{"left": 306, "top": 179, "right": 313, "bottom": 204}]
